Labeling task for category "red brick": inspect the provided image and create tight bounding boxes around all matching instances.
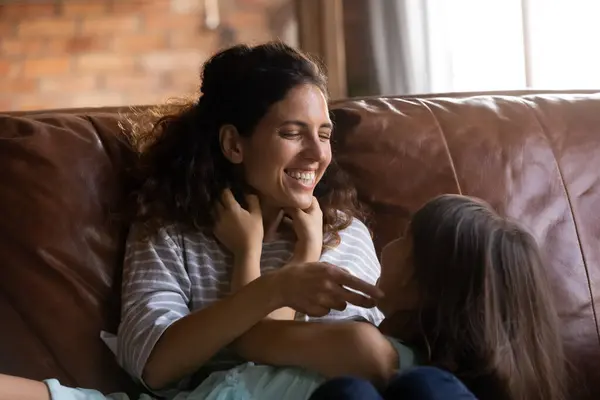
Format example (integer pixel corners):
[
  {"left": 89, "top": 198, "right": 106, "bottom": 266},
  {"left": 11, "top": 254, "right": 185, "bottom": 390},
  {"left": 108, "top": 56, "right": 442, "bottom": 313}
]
[
  {"left": 143, "top": 14, "right": 200, "bottom": 31},
  {"left": 0, "top": 98, "right": 12, "bottom": 112},
  {"left": 103, "top": 74, "right": 163, "bottom": 91},
  {"left": 66, "top": 92, "right": 125, "bottom": 108},
  {"left": 1, "top": 38, "right": 46, "bottom": 57},
  {"left": 22, "top": 57, "right": 71, "bottom": 77},
  {"left": 124, "top": 91, "right": 172, "bottom": 106},
  {"left": 235, "top": 28, "right": 273, "bottom": 45},
  {"left": 236, "top": 0, "right": 274, "bottom": 6},
  {"left": 113, "top": 33, "right": 168, "bottom": 53},
  {"left": 76, "top": 53, "right": 135, "bottom": 72},
  {"left": 18, "top": 18, "right": 77, "bottom": 37},
  {"left": 139, "top": 50, "right": 206, "bottom": 73},
  {"left": 0, "top": 60, "right": 11, "bottom": 74},
  {"left": 111, "top": 0, "right": 170, "bottom": 14},
  {"left": 39, "top": 75, "right": 98, "bottom": 93},
  {"left": 165, "top": 70, "right": 200, "bottom": 93},
  {"left": 0, "top": 78, "right": 37, "bottom": 93},
  {"left": 0, "top": 3, "right": 58, "bottom": 20},
  {"left": 169, "top": 31, "right": 217, "bottom": 50},
  {"left": 61, "top": 2, "right": 107, "bottom": 16},
  {"left": 51, "top": 36, "right": 112, "bottom": 54},
  {"left": 81, "top": 15, "right": 140, "bottom": 35},
  {"left": 170, "top": 0, "right": 202, "bottom": 14},
  {"left": 226, "top": 10, "right": 268, "bottom": 29},
  {"left": 0, "top": 22, "right": 16, "bottom": 38},
  {"left": 13, "top": 95, "right": 67, "bottom": 111}
]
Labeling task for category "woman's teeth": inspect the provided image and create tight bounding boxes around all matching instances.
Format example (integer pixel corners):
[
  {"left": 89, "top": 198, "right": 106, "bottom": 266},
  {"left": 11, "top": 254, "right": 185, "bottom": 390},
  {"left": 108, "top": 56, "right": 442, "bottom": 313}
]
[{"left": 286, "top": 170, "right": 316, "bottom": 185}]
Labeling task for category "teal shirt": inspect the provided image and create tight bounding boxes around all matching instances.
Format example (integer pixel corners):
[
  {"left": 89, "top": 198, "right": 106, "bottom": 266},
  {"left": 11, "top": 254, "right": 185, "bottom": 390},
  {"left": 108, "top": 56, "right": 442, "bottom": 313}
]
[
  {"left": 45, "top": 338, "right": 416, "bottom": 400},
  {"left": 179, "top": 337, "right": 417, "bottom": 400}
]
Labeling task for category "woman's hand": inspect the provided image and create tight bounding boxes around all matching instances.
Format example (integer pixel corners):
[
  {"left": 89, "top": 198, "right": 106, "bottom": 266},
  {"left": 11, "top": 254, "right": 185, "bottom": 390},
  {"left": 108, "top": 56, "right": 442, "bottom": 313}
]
[
  {"left": 272, "top": 262, "right": 384, "bottom": 317},
  {"left": 213, "top": 188, "right": 263, "bottom": 258},
  {"left": 285, "top": 197, "right": 323, "bottom": 263}
]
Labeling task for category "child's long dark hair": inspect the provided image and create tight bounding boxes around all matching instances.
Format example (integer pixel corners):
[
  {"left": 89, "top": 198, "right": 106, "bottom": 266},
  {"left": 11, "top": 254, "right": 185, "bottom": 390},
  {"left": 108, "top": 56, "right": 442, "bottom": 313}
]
[{"left": 407, "top": 194, "right": 567, "bottom": 400}]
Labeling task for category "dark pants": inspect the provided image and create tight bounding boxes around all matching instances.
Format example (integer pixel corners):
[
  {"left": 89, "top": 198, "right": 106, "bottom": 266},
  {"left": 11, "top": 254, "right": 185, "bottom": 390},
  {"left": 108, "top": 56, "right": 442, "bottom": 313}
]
[{"left": 309, "top": 366, "right": 478, "bottom": 400}]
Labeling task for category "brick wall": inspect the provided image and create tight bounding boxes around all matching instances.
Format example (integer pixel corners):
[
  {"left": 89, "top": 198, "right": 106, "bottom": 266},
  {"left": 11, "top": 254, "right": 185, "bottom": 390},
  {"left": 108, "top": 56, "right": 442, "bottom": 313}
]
[{"left": 0, "top": 0, "right": 297, "bottom": 111}]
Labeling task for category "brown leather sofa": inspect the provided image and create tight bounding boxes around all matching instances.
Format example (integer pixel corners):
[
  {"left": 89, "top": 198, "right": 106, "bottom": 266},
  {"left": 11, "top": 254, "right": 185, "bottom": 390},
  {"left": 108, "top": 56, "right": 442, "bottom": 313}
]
[{"left": 1, "top": 90, "right": 599, "bottom": 399}]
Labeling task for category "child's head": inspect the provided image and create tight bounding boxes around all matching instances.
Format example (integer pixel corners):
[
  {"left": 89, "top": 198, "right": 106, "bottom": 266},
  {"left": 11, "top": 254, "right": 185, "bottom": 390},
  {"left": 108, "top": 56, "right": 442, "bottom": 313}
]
[{"left": 378, "top": 194, "right": 567, "bottom": 400}]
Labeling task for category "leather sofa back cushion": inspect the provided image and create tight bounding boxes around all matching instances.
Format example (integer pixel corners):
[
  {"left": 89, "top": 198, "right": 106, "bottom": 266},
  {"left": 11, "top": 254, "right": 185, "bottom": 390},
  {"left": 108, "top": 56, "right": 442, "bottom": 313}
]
[{"left": 1, "top": 92, "right": 599, "bottom": 398}]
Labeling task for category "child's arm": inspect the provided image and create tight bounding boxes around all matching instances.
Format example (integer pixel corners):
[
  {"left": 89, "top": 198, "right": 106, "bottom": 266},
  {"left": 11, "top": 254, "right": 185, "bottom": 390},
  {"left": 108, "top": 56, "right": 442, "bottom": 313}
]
[
  {"left": 231, "top": 249, "right": 295, "bottom": 320},
  {"left": 0, "top": 374, "right": 50, "bottom": 400},
  {"left": 213, "top": 190, "right": 296, "bottom": 320}
]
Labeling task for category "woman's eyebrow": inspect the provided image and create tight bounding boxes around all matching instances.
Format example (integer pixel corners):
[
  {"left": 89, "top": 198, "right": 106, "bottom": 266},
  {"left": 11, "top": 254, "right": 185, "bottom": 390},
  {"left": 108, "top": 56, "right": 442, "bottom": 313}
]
[{"left": 280, "top": 120, "right": 333, "bottom": 129}]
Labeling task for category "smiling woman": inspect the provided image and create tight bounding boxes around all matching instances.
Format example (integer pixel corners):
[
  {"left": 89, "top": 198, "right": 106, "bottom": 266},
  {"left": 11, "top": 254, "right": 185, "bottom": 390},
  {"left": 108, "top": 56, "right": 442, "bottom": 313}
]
[
  {"left": 109, "top": 41, "right": 387, "bottom": 398},
  {"left": 218, "top": 83, "right": 333, "bottom": 215}
]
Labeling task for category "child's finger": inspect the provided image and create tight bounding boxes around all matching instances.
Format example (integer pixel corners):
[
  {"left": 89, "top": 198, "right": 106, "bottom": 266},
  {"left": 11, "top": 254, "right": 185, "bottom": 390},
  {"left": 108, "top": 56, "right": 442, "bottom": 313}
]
[
  {"left": 220, "top": 188, "right": 239, "bottom": 209},
  {"left": 246, "top": 194, "right": 261, "bottom": 215},
  {"left": 305, "top": 197, "right": 321, "bottom": 215}
]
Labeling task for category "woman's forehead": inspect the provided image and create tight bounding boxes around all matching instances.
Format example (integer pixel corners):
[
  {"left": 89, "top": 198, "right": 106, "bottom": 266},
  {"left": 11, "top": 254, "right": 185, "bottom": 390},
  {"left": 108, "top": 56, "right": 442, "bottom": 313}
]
[{"left": 267, "top": 85, "right": 330, "bottom": 122}]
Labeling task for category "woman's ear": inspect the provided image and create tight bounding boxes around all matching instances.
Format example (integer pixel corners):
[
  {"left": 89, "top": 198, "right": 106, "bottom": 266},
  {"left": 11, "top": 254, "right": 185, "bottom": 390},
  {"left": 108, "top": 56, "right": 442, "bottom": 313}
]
[{"left": 219, "top": 124, "right": 243, "bottom": 164}]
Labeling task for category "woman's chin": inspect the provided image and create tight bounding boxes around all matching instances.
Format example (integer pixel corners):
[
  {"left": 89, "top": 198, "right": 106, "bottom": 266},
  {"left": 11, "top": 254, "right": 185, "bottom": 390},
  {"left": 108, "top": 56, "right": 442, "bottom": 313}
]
[
  {"left": 274, "top": 192, "right": 314, "bottom": 210},
  {"left": 291, "top": 197, "right": 314, "bottom": 210}
]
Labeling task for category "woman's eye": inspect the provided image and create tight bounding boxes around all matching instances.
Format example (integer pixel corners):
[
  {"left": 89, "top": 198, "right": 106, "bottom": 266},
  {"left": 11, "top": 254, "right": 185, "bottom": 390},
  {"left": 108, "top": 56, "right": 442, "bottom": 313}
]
[
  {"left": 319, "top": 132, "right": 332, "bottom": 141},
  {"left": 280, "top": 131, "right": 300, "bottom": 138}
]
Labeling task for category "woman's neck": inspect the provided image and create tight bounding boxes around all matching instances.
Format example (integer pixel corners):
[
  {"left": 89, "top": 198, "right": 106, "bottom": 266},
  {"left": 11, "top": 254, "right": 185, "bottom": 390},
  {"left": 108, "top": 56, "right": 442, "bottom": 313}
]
[{"left": 261, "top": 204, "right": 285, "bottom": 242}]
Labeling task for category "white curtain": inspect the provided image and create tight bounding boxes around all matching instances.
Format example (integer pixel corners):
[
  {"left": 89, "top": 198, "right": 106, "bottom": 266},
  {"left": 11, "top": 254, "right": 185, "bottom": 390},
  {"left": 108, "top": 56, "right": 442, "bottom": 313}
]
[
  {"left": 368, "top": 0, "right": 432, "bottom": 95},
  {"left": 368, "top": 0, "right": 600, "bottom": 95}
]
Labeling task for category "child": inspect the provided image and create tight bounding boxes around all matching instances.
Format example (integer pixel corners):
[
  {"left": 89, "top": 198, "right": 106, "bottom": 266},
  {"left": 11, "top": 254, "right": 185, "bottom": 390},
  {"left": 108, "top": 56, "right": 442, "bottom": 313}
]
[
  {"left": 0, "top": 194, "right": 567, "bottom": 400},
  {"left": 310, "top": 194, "right": 568, "bottom": 400}
]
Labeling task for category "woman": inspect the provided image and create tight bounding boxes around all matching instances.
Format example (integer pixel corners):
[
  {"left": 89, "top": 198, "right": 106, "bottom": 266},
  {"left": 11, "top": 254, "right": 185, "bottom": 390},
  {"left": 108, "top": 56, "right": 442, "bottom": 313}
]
[
  {"left": 115, "top": 41, "right": 386, "bottom": 396},
  {"left": 0, "top": 41, "right": 389, "bottom": 400}
]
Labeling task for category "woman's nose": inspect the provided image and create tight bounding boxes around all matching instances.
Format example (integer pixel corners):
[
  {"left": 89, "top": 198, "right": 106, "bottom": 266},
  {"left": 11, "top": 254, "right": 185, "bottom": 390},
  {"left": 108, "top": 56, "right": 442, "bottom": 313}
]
[{"left": 304, "top": 135, "right": 328, "bottom": 161}]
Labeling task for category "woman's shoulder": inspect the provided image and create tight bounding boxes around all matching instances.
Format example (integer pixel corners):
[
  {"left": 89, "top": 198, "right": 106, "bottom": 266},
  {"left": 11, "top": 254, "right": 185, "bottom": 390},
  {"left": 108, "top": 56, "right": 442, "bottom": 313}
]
[
  {"left": 126, "top": 221, "right": 221, "bottom": 253},
  {"left": 331, "top": 215, "right": 374, "bottom": 250}
]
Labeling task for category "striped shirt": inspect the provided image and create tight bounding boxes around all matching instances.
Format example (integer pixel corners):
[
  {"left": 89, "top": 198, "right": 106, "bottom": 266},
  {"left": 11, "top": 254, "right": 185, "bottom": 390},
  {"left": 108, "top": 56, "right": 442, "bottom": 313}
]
[{"left": 116, "top": 217, "right": 383, "bottom": 392}]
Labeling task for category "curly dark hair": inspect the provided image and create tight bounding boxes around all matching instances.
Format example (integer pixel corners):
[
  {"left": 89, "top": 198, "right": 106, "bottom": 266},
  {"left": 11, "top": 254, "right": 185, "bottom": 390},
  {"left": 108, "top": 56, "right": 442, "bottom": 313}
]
[{"left": 122, "top": 41, "right": 365, "bottom": 247}]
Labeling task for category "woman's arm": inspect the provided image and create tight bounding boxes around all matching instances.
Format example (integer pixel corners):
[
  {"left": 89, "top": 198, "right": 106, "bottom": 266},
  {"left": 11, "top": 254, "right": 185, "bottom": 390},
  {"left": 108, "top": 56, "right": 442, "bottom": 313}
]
[
  {"left": 117, "top": 227, "right": 283, "bottom": 392},
  {"left": 233, "top": 320, "right": 398, "bottom": 387},
  {"left": 142, "top": 273, "right": 283, "bottom": 390}
]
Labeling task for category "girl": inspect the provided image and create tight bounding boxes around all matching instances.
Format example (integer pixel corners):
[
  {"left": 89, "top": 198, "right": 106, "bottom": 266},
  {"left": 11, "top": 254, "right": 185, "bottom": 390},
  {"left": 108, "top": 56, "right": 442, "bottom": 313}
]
[{"left": 313, "top": 193, "right": 568, "bottom": 400}]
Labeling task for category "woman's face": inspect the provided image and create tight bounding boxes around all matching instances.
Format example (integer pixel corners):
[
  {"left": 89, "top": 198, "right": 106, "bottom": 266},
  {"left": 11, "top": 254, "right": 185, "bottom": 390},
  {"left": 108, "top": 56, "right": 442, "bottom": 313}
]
[
  {"left": 377, "top": 232, "right": 420, "bottom": 316},
  {"left": 240, "top": 84, "right": 332, "bottom": 210}
]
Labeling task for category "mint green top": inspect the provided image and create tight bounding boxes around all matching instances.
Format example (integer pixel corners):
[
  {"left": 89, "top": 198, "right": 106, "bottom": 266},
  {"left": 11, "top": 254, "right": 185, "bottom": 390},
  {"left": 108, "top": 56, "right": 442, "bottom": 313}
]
[{"left": 45, "top": 337, "right": 416, "bottom": 400}]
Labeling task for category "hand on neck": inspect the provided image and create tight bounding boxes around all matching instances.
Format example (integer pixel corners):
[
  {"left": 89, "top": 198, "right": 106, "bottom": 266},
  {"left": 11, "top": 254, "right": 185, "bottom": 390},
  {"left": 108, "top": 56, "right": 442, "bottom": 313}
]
[{"left": 262, "top": 205, "right": 285, "bottom": 242}]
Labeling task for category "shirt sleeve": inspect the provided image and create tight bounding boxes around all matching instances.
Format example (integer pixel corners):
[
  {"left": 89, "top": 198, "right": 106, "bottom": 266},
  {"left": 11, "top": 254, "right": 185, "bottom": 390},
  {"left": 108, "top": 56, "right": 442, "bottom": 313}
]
[
  {"left": 321, "top": 218, "right": 382, "bottom": 286},
  {"left": 116, "top": 224, "right": 192, "bottom": 390},
  {"left": 319, "top": 217, "right": 385, "bottom": 324},
  {"left": 385, "top": 337, "right": 417, "bottom": 370}
]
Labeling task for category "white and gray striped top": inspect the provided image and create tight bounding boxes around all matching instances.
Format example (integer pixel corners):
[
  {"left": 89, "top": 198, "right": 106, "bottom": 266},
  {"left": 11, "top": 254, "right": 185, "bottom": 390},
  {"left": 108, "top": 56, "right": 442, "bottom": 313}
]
[{"left": 116, "top": 217, "right": 383, "bottom": 391}]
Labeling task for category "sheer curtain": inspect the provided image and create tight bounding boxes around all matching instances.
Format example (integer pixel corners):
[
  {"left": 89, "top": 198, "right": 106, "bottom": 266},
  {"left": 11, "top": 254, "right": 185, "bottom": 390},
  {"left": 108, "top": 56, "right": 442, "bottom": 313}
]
[
  {"left": 367, "top": 0, "right": 431, "bottom": 95},
  {"left": 367, "top": 0, "right": 600, "bottom": 95}
]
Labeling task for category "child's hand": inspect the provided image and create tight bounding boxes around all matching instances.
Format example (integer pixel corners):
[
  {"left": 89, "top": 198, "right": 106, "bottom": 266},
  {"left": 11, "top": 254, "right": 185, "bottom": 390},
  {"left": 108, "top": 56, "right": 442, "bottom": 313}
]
[
  {"left": 213, "top": 188, "right": 263, "bottom": 258},
  {"left": 285, "top": 197, "right": 323, "bottom": 263}
]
